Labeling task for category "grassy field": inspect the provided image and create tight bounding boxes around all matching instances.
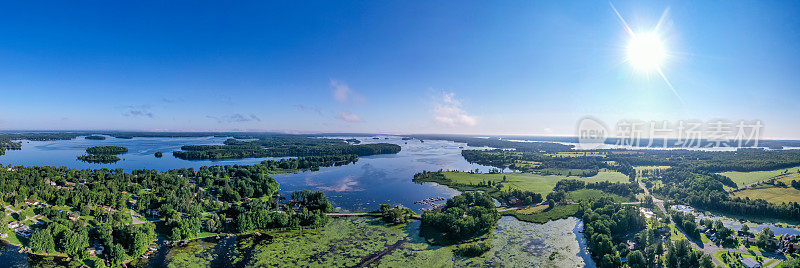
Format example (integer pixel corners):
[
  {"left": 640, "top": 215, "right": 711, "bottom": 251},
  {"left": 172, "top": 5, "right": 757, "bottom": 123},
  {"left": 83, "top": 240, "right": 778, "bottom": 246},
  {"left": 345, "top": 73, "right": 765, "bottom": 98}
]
[
  {"left": 668, "top": 223, "right": 688, "bottom": 242},
  {"left": 544, "top": 152, "right": 606, "bottom": 158},
  {"left": 634, "top": 166, "right": 671, "bottom": 172},
  {"left": 734, "top": 186, "right": 800, "bottom": 204},
  {"left": 566, "top": 189, "right": 633, "bottom": 203},
  {"left": 501, "top": 204, "right": 580, "bottom": 224},
  {"left": 713, "top": 250, "right": 773, "bottom": 268},
  {"left": 718, "top": 165, "right": 800, "bottom": 188},
  {"left": 442, "top": 171, "right": 630, "bottom": 195}
]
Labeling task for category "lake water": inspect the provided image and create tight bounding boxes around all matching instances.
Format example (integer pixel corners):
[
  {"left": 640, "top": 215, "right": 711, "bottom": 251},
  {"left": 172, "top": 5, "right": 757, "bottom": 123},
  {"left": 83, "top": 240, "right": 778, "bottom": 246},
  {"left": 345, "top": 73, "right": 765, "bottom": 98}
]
[
  {"left": 0, "top": 135, "right": 597, "bottom": 267},
  {"left": 272, "top": 136, "right": 501, "bottom": 212},
  {"left": 0, "top": 135, "right": 287, "bottom": 171}
]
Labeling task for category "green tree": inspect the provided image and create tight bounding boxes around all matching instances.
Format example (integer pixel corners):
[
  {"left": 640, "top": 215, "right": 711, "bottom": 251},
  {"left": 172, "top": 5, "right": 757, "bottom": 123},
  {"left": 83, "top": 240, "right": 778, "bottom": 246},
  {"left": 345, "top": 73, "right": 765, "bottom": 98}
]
[
  {"left": 30, "top": 230, "right": 55, "bottom": 253},
  {"left": 700, "top": 254, "right": 714, "bottom": 268},
  {"left": 757, "top": 226, "right": 777, "bottom": 250},
  {"left": 109, "top": 243, "right": 127, "bottom": 266},
  {"left": 626, "top": 250, "right": 646, "bottom": 267}
]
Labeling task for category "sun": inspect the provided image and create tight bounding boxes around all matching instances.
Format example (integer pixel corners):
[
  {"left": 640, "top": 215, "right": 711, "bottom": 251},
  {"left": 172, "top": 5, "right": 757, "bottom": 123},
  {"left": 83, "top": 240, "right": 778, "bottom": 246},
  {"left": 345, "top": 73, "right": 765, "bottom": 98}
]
[{"left": 626, "top": 32, "right": 666, "bottom": 72}]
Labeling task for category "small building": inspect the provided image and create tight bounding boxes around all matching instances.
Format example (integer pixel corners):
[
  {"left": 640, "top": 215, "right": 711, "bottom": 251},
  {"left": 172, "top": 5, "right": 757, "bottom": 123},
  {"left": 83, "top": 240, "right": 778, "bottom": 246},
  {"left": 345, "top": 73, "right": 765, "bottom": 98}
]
[
  {"left": 741, "top": 257, "right": 761, "bottom": 268},
  {"left": 88, "top": 242, "right": 104, "bottom": 256},
  {"left": 15, "top": 226, "right": 32, "bottom": 238},
  {"left": 24, "top": 199, "right": 38, "bottom": 206},
  {"left": 146, "top": 208, "right": 160, "bottom": 216},
  {"left": 8, "top": 221, "right": 21, "bottom": 229}
]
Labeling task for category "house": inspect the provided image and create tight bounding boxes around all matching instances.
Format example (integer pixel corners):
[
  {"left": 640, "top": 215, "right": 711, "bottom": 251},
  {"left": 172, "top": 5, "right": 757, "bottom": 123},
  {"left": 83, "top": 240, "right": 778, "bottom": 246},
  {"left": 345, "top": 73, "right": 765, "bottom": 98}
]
[
  {"left": 146, "top": 208, "right": 160, "bottom": 216},
  {"left": 741, "top": 257, "right": 761, "bottom": 268},
  {"left": 738, "top": 230, "right": 752, "bottom": 237},
  {"left": 15, "top": 226, "right": 32, "bottom": 238},
  {"left": 88, "top": 242, "right": 104, "bottom": 256},
  {"left": 8, "top": 221, "right": 21, "bottom": 229},
  {"left": 745, "top": 237, "right": 758, "bottom": 245},
  {"left": 24, "top": 199, "right": 38, "bottom": 206},
  {"left": 68, "top": 212, "right": 79, "bottom": 221}
]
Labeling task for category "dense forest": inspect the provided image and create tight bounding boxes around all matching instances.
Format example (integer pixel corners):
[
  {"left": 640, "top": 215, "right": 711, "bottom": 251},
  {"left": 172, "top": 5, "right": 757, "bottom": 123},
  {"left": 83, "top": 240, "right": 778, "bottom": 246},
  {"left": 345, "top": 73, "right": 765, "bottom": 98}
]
[
  {"left": 86, "top": 146, "right": 128, "bottom": 155},
  {"left": 0, "top": 155, "right": 345, "bottom": 265},
  {"left": 84, "top": 135, "right": 106, "bottom": 140},
  {"left": 420, "top": 192, "right": 499, "bottom": 243},
  {"left": 410, "top": 135, "right": 573, "bottom": 152},
  {"left": 650, "top": 167, "right": 800, "bottom": 222},
  {"left": 77, "top": 154, "right": 121, "bottom": 164},
  {"left": 580, "top": 198, "right": 714, "bottom": 268},
  {"left": 461, "top": 149, "right": 636, "bottom": 179},
  {"left": 172, "top": 136, "right": 401, "bottom": 160}
]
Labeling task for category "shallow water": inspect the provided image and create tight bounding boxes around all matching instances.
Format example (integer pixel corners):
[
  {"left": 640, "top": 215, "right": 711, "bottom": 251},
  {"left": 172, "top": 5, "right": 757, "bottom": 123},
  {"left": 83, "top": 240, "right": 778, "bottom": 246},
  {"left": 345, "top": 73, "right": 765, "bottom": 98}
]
[{"left": 143, "top": 216, "right": 596, "bottom": 268}]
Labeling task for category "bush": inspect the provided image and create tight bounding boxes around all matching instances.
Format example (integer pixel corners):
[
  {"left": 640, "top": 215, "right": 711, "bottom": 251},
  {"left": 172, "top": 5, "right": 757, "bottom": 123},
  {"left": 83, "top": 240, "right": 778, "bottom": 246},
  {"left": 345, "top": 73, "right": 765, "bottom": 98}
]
[{"left": 454, "top": 243, "right": 490, "bottom": 257}]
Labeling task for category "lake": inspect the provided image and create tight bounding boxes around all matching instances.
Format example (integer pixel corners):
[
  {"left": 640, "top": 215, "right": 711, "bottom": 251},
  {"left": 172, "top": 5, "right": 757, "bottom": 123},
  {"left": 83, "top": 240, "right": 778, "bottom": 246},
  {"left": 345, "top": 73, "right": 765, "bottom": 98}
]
[
  {"left": 0, "top": 135, "right": 596, "bottom": 267},
  {"left": 0, "top": 135, "right": 286, "bottom": 171}
]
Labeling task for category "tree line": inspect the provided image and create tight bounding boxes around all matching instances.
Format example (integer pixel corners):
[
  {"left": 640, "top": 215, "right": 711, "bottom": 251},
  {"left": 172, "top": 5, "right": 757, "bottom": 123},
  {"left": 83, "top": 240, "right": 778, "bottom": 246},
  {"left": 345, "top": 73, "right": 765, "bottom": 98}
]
[{"left": 173, "top": 136, "right": 401, "bottom": 160}]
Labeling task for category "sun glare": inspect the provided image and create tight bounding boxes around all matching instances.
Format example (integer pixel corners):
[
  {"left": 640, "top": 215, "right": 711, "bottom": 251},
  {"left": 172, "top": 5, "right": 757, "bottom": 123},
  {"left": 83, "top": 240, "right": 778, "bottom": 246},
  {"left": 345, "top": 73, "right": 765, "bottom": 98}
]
[{"left": 626, "top": 32, "right": 665, "bottom": 72}]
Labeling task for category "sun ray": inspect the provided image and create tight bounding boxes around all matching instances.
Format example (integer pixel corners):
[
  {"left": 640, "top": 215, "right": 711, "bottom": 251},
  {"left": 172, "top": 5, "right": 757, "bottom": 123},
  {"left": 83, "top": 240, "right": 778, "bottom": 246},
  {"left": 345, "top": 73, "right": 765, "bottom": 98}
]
[
  {"left": 654, "top": 7, "right": 670, "bottom": 32},
  {"left": 658, "top": 68, "right": 685, "bottom": 105},
  {"left": 611, "top": 1, "right": 684, "bottom": 104},
  {"left": 609, "top": 2, "right": 634, "bottom": 37}
]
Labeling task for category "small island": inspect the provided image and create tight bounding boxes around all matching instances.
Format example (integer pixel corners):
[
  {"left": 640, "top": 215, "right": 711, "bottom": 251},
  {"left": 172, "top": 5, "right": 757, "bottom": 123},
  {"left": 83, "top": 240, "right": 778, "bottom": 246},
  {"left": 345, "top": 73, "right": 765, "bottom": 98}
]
[
  {"left": 77, "top": 154, "right": 121, "bottom": 163},
  {"left": 77, "top": 146, "right": 128, "bottom": 163},
  {"left": 86, "top": 145, "right": 128, "bottom": 155},
  {"left": 84, "top": 135, "right": 106, "bottom": 140},
  {"left": 154, "top": 151, "right": 163, "bottom": 158}
]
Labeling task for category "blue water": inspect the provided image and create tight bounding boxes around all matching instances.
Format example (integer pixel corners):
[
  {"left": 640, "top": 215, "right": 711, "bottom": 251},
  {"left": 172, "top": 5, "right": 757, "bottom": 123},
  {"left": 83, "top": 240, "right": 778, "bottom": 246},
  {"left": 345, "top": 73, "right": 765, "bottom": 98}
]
[
  {"left": 273, "top": 136, "right": 500, "bottom": 212},
  {"left": 0, "top": 135, "right": 497, "bottom": 212},
  {"left": 0, "top": 135, "right": 597, "bottom": 267},
  {"left": 0, "top": 135, "right": 286, "bottom": 171}
]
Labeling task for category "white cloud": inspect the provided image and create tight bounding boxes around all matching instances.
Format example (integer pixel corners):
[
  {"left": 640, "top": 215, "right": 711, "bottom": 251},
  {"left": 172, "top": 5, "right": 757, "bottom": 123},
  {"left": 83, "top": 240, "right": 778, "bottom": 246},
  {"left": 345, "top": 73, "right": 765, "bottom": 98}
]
[
  {"left": 206, "top": 113, "right": 261, "bottom": 123},
  {"left": 318, "top": 176, "right": 362, "bottom": 192},
  {"left": 433, "top": 91, "right": 477, "bottom": 127},
  {"left": 330, "top": 79, "right": 364, "bottom": 103},
  {"left": 337, "top": 111, "right": 363, "bottom": 123}
]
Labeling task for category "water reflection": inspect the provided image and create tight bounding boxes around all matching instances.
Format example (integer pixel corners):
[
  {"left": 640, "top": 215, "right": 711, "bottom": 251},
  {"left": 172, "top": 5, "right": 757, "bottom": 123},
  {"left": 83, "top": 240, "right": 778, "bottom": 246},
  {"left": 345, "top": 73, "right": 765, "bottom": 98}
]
[{"left": 273, "top": 137, "right": 500, "bottom": 212}]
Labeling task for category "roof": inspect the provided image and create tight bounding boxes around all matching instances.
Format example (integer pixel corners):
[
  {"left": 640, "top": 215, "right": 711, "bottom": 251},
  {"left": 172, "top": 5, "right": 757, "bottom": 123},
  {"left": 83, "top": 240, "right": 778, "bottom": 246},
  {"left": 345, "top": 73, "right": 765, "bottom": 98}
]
[{"left": 741, "top": 258, "right": 759, "bottom": 268}]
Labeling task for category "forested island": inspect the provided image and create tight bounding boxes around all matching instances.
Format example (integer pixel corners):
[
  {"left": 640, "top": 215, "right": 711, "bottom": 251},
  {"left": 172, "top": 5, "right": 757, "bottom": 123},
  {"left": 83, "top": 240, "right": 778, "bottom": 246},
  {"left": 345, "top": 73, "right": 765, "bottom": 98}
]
[
  {"left": 76, "top": 146, "right": 129, "bottom": 163},
  {"left": 84, "top": 135, "right": 106, "bottom": 140},
  {"left": 85, "top": 146, "right": 128, "bottom": 155},
  {"left": 77, "top": 154, "right": 121, "bottom": 164},
  {"left": 172, "top": 136, "right": 401, "bottom": 160}
]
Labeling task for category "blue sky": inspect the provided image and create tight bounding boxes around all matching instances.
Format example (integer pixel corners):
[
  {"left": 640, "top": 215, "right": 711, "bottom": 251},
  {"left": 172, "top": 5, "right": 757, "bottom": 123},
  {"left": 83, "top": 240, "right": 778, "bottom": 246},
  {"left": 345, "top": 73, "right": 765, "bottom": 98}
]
[{"left": 1, "top": 1, "right": 798, "bottom": 138}]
